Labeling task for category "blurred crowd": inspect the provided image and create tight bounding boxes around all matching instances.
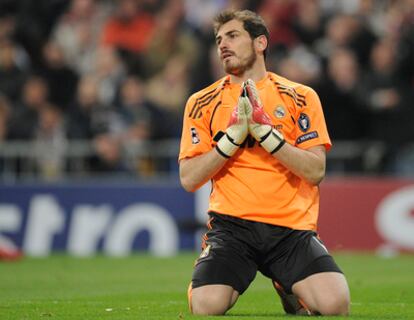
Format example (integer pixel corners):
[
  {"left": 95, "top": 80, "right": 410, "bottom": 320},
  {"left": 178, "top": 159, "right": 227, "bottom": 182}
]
[{"left": 0, "top": 0, "right": 413, "bottom": 179}]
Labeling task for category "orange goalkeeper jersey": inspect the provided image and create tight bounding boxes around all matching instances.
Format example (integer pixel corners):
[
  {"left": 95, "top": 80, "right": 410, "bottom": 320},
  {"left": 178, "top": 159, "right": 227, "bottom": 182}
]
[{"left": 179, "top": 72, "right": 331, "bottom": 231}]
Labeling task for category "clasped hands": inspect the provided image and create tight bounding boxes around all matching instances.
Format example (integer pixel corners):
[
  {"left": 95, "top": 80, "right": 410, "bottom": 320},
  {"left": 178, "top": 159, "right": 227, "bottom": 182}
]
[{"left": 216, "top": 79, "right": 285, "bottom": 158}]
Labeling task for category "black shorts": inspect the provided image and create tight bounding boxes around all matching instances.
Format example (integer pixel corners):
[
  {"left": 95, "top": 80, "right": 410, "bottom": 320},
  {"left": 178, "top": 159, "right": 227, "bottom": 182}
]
[{"left": 192, "top": 212, "right": 342, "bottom": 294}]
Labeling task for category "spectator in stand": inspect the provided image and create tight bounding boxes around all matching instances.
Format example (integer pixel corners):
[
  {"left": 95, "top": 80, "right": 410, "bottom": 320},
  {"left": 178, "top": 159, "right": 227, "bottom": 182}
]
[
  {"left": 357, "top": 37, "right": 414, "bottom": 172},
  {"left": 257, "top": 0, "right": 298, "bottom": 54},
  {"left": 116, "top": 75, "right": 152, "bottom": 142},
  {"left": 10, "top": 0, "right": 67, "bottom": 69},
  {"left": 184, "top": 0, "right": 227, "bottom": 34},
  {"left": 7, "top": 75, "right": 50, "bottom": 140},
  {"left": 66, "top": 75, "right": 112, "bottom": 140},
  {"left": 275, "top": 48, "right": 322, "bottom": 86},
  {"left": 392, "top": 1, "right": 414, "bottom": 86},
  {"left": 316, "top": 14, "right": 355, "bottom": 61},
  {"left": 0, "top": 38, "right": 29, "bottom": 103},
  {"left": 116, "top": 75, "right": 153, "bottom": 175},
  {"left": 142, "top": 0, "right": 200, "bottom": 78},
  {"left": 145, "top": 54, "right": 191, "bottom": 137},
  {"left": 101, "top": 0, "right": 155, "bottom": 53},
  {"left": 101, "top": 0, "right": 156, "bottom": 74},
  {"left": 0, "top": 0, "right": 412, "bottom": 179},
  {"left": 0, "top": 94, "right": 11, "bottom": 172},
  {"left": 33, "top": 104, "right": 67, "bottom": 180},
  {"left": 93, "top": 46, "right": 126, "bottom": 105},
  {"left": 116, "top": 75, "right": 176, "bottom": 174},
  {"left": 37, "top": 40, "right": 79, "bottom": 111},
  {"left": 183, "top": 0, "right": 258, "bottom": 35},
  {"left": 91, "top": 134, "right": 129, "bottom": 174},
  {"left": 66, "top": 74, "right": 126, "bottom": 174},
  {"left": 358, "top": 39, "right": 402, "bottom": 128},
  {"left": 0, "top": 94, "right": 10, "bottom": 142},
  {"left": 351, "top": 0, "right": 387, "bottom": 38},
  {"left": 318, "top": 48, "right": 366, "bottom": 141},
  {"left": 52, "top": 0, "right": 110, "bottom": 75},
  {"left": 317, "top": 13, "right": 377, "bottom": 67},
  {"left": 292, "top": 0, "right": 325, "bottom": 49}
]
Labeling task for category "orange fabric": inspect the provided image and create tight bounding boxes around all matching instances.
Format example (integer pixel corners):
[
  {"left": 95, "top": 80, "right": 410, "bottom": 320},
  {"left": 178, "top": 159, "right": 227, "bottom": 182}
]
[
  {"left": 101, "top": 14, "right": 155, "bottom": 53},
  {"left": 179, "top": 72, "right": 331, "bottom": 230}
]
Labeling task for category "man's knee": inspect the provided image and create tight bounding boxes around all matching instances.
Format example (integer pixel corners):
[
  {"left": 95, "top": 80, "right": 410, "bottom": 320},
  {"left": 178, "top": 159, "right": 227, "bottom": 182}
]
[
  {"left": 316, "top": 291, "right": 350, "bottom": 316},
  {"left": 191, "top": 294, "right": 229, "bottom": 315},
  {"left": 189, "top": 284, "right": 238, "bottom": 315},
  {"left": 293, "top": 272, "right": 350, "bottom": 316}
]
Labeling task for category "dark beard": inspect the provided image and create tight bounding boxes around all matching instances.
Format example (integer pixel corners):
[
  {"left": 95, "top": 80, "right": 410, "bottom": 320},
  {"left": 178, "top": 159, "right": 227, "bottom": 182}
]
[{"left": 224, "top": 43, "right": 257, "bottom": 76}]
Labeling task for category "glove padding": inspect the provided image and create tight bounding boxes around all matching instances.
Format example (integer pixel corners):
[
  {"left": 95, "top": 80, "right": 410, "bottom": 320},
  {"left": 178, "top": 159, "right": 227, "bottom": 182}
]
[
  {"left": 245, "top": 79, "right": 285, "bottom": 154},
  {"left": 216, "top": 87, "right": 250, "bottom": 158}
]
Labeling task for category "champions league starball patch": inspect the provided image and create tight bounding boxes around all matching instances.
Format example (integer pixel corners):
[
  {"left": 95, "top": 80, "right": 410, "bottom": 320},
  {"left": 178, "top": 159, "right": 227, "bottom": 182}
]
[
  {"left": 190, "top": 127, "right": 200, "bottom": 144},
  {"left": 298, "top": 113, "right": 310, "bottom": 132}
]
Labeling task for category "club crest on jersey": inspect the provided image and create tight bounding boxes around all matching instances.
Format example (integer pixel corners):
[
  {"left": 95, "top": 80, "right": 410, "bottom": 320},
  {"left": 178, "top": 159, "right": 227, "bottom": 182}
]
[
  {"left": 274, "top": 105, "right": 286, "bottom": 118},
  {"left": 190, "top": 127, "right": 200, "bottom": 144},
  {"left": 298, "top": 113, "right": 310, "bottom": 132},
  {"left": 199, "top": 244, "right": 211, "bottom": 259}
]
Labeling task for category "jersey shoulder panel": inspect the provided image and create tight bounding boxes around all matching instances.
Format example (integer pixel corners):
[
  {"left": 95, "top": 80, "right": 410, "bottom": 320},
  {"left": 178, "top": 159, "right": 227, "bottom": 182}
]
[
  {"left": 269, "top": 72, "right": 313, "bottom": 109},
  {"left": 185, "top": 77, "right": 228, "bottom": 120}
]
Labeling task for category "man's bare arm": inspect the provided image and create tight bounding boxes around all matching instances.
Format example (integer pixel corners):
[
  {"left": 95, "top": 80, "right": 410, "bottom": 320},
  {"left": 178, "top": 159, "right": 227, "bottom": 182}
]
[
  {"left": 179, "top": 149, "right": 228, "bottom": 192},
  {"left": 274, "top": 144, "right": 326, "bottom": 185}
]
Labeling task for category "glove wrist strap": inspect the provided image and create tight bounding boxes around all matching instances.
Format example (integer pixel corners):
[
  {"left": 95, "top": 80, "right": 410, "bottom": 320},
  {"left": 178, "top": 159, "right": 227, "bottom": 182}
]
[
  {"left": 216, "top": 134, "right": 239, "bottom": 158},
  {"left": 260, "top": 129, "right": 285, "bottom": 154}
]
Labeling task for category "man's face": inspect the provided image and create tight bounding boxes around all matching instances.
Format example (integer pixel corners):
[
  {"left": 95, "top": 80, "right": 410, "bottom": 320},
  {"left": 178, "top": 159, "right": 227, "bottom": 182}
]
[{"left": 216, "top": 19, "right": 257, "bottom": 76}]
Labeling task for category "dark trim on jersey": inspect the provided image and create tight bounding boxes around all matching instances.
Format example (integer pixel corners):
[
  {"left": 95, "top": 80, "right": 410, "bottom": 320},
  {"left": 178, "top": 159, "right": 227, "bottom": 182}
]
[
  {"left": 193, "top": 90, "right": 222, "bottom": 119},
  {"left": 188, "top": 88, "right": 217, "bottom": 118},
  {"left": 209, "top": 101, "right": 222, "bottom": 136},
  {"left": 274, "top": 82, "right": 306, "bottom": 108},
  {"left": 276, "top": 82, "right": 306, "bottom": 101},
  {"left": 189, "top": 78, "right": 229, "bottom": 119},
  {"left": 279, "top": 90, "right": 306, "bottom": 108}
]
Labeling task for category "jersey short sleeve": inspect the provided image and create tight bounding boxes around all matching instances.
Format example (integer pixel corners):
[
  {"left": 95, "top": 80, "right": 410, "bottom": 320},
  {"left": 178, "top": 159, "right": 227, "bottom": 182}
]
[
  {"left": 179, "top": 94, "right": 213, "bottom": 161},
  {"left": 294, "top": 88, "right": 332, "bottom": 151}
]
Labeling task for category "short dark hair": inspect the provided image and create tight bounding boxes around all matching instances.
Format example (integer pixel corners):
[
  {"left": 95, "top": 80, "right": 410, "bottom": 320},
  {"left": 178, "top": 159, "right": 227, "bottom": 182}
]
[{"left": 213, "top": 10, "right": 270, "bottom": 58}]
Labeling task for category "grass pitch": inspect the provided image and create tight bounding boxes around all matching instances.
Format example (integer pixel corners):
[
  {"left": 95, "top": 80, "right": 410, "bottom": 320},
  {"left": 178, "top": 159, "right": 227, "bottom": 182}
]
[{"left": 0, "top": 252, "right": 413, "bottom": 319}]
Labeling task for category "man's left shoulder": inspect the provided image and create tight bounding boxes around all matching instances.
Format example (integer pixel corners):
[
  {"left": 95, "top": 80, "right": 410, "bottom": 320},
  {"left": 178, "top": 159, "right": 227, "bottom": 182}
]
[{"left": 269, "top": 72, "right": 316, "bottom": 97}]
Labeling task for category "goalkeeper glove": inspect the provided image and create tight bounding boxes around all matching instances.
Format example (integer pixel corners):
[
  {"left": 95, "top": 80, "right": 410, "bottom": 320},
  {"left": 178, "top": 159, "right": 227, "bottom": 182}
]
[
  {"left": 216, "top": 86, "right": 249, "bottom": 158},
  {"left": 245, "top": 79, "right": 285, "bottom": 154}
]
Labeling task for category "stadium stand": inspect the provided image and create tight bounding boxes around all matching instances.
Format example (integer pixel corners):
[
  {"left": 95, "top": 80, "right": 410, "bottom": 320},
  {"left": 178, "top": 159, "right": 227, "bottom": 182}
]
[{"left": 0, "top": 0, "right": 413, "bottom": 181}]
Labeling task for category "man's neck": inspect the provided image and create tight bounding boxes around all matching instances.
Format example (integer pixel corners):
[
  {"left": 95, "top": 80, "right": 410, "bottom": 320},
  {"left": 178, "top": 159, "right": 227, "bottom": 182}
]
[{"left": 229, "top": 62, "right": 267, "bottom": 84}]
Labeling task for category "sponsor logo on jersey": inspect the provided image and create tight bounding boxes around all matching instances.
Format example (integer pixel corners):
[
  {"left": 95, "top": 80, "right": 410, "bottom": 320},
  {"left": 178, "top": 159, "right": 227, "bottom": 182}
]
[
  {"left": 296, "top": 131, "right": 318, "bottom": 144},
  {"left": 298, "top": 113, "right": 310, "bottom": 132},
  {"left": 274, "top": 105, "right": 286, "bottom": 118},
  {"left": 190, "top": 127, "right": 200, "bottom": 144}
]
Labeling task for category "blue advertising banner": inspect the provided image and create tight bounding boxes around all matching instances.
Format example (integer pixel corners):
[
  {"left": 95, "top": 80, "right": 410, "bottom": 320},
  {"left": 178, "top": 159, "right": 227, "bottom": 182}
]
[{"left": 0, "top": 182, "right": 207, "bottom": 256}]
